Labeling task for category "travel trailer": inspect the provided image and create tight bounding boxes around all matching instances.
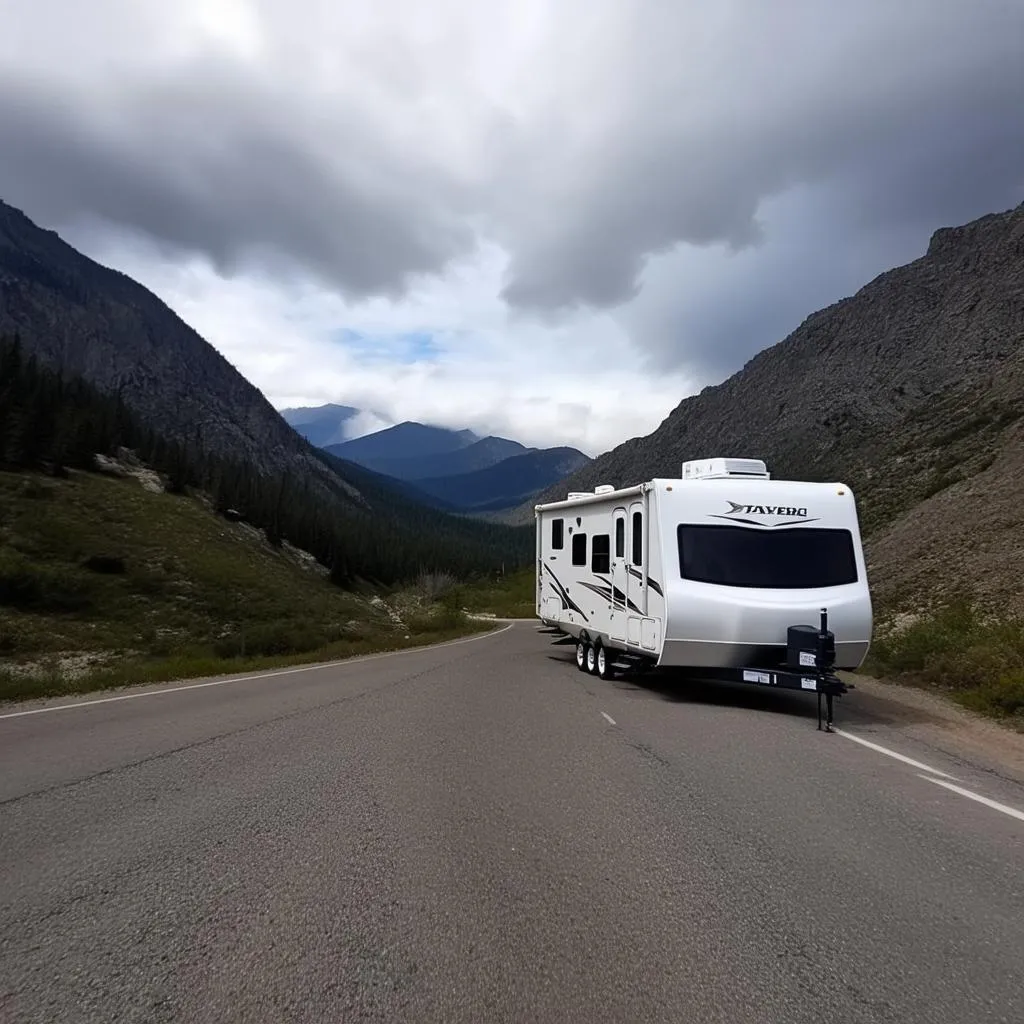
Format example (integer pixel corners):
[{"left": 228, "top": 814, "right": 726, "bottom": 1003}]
[{"left": 534, "top": 458, "right": 873, "bottom": 729}]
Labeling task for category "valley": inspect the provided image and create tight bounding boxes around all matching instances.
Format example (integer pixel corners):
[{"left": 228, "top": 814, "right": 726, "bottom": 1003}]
[{"left": 2, "top": 198, "right": 1023, "bottom": 725}]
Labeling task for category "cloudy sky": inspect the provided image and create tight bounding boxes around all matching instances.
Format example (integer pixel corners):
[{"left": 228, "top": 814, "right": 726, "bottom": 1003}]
[{"left": 2, "top": 0, "right": 1023, "bottom": 455}]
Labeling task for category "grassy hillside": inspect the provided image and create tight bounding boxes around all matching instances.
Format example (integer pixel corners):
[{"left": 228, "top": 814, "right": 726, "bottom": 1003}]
[{"left": 0, "top": 468, "right": 493, "bottom": 702}]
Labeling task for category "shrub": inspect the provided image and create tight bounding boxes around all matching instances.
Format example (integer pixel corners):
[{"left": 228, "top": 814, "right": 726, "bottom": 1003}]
[
  {"left": 406, "top": 605, "right": 467, "bottom": 634},
  {"left": 439, "top": 585, "right": 464, "bottom": 613},
  {"left": 954, "top": 671, "right": 1024, "bottom": 719},
  {"left": 867, "top": 600, "right": 1024, "bottom": 721},
  {"left": 417, "top": 570, "right": 458, "bottom": 599},
  {"left": 0, "top": 550, "right": 93, "bottom": 612},
  {"left": 213, "top": 621, "right": 329, "bottom": 659}
]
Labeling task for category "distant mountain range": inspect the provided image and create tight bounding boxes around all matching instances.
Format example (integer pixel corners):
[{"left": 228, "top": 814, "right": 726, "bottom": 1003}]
[
  {"left": 412, "top": 447, "right": 592, "bottom": 512},
  {"left": 326, "top": 421, "right": 483, "bottom": 473},
  {"left": 315, "top": 419, "right": 591, "bottom": 513}
]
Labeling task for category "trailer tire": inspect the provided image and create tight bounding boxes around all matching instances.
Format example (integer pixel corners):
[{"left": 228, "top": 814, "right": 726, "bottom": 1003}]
[
  {"left": 586, "top": 642, "right": 598, "bottom": 674},
  {"left": 596, "top": 644, "right": 614, "bottom": 680},
  {"left": 575, "top": 638, "right": 588, "bottom": 672}
]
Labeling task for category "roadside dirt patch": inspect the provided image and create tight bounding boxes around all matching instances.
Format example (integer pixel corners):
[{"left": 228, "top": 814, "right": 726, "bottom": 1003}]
[{"left": 841, "top": 671, "right": 1024, "bottom": 785}]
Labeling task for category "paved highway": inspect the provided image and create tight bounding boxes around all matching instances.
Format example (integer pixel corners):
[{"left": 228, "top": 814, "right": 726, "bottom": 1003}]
[{"left": 2, "top": 623, "right": 1022, "bottom": 1023}]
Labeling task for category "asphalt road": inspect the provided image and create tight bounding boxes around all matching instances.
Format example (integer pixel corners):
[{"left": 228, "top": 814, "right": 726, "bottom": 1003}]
[{"left": 2, "top": 623, "right": 1022, "bottom": 1023}]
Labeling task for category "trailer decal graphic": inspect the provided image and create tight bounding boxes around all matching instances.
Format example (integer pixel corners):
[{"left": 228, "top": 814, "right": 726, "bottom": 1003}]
[
  {"left": 596, "top": 574, "right": 645, "bottom": 614},
  {"left": 626, "top": 566, "right": 663, "bottom": 596},
  {"left": 578, "top": 581, "right": 614, "bottom": 602},
  {"left": 578, "top": 579, "right": 650, "bottom": 618},
  {"left": 542, "top": 564, "right": 589, "bottom": 621},
  {"left": 580, "top": 579, "right": 643, "bottom": 615}
]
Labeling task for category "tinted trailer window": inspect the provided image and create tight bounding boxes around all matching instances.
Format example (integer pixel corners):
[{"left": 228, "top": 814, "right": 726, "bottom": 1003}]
[{"left": 678, "top": 525, "right": 858, "bottom": 589}]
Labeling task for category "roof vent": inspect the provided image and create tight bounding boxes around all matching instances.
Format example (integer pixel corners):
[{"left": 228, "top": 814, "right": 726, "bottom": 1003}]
[
  {"left": 594, "top": 484, "right": 615, "bottom": 495},
  {"left": 567, "top": 491, "right": 590, "bottom": 500},
  {"left": 682, "top": 458, "right": 770, "bottom": 480}
]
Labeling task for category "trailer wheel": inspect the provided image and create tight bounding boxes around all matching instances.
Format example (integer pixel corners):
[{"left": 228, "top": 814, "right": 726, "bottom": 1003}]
[
  {"left": 575, "top": 638, "right": 588, "bottom": 671},
  {"left": 586, "top": 643, "right": 598, "bottom": 674},
  {"left": 596, "top": 645, "right": 614, "bottom": 680}
]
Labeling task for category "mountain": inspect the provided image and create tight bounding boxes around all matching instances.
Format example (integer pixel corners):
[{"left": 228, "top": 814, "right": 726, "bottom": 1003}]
[
  {"left": 323, "top": 420, "right": 591, "bottom": 511},
  {"left": 524, "top": 202, "right": 1024, "bottom": 615},
  {"left": 334, "top": 433, "right": 528, "bottom": 481},
  {"left": 0, "top": 199, "right": 532, "bottom": 583},
  {"left": 325, "top": 425, "right": 532, "bottom": 480},
  {"left": 0, "top": 199, "right": 336, "bottom": 486},
  {"left": 326, "top": 421, "right": 480, "bottom": 471},
  {"left": 280, "top": 403, "right": 361, "bottom": 448},
  {"left": 413, "top": 446, "right": 592, "bottom": 512},
  {"left": 395, "top": 435, "right": 530, "bottom": 481}
]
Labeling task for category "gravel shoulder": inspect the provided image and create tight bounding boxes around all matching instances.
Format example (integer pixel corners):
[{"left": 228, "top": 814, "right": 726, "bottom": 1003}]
[{"left": 840, "top": 669, "right": 1024, "bottom": 784}]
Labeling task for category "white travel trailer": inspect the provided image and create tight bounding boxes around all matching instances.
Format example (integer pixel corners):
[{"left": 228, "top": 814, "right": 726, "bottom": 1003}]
[{"left": 534, "top": 458, "right": 873, "bottom": 729}]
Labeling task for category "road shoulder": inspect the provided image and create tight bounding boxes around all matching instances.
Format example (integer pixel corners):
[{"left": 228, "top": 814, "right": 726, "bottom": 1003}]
[{"left": 841, "top": 670, "right": 1024, "bottom": 784}]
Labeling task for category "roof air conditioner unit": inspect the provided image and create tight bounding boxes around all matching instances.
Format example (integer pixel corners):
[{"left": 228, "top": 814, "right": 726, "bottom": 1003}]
[
  {"left": 681, "top": 458, "right": 770, "bottom": 480},
  {"left": 594, "top": 484, "right": 615, "bottom": 494}
]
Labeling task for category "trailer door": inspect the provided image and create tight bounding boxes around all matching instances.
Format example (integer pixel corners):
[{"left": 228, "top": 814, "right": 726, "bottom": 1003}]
[
  {"left": 610, "top": 509, "right": 628, "bottom": 641},
  {"left": 626, "top": 500, "right": 647, "bottom": 645}
]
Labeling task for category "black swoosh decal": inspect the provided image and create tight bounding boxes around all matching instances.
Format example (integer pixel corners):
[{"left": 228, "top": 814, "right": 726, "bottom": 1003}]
[
  {"left": 578, "top": 581, "right": 614, "bottom": 601},
  {"left": 710, "top": 515, "right": 821, "bottom": 528},
  {"left": 542, "top": 564, "right": 589, "bottom": 622},
  {"left": 624, "top": 565, "right": 662, "bottom": 596}
]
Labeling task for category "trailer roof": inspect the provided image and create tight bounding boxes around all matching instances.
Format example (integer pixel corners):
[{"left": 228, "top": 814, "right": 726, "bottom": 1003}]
[{"left": 534, "top": 476, "right": 853, "bottom": 512}]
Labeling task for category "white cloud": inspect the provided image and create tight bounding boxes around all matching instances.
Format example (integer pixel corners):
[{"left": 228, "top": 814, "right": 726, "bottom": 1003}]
[{"left": 77, "top": 227, "right": 690, "bottom": 455}]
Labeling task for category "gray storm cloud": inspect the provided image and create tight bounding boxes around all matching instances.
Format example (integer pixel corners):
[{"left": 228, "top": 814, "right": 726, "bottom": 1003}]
[
  {"left": 0, "top": 65, "right": 476, "bottom": 297},
  {"left": 1, "top": 0, "right": 1023, "bottom": 377},
  {"left": 493, "top": 1, "right": 1024, "bottom": 314}
]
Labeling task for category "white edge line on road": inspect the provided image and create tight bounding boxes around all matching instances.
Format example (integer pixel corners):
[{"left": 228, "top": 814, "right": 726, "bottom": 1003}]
[
  {"left": 601, "top": 711, "right": 616, "bottom": 726},
  {"left": 917, "top": 774, "right": 1024, "bottom": 823},
  {"left": 0, "top": 624, "right": 515, "bottom": 722},
  {"left": 832, "top": 728, "right": 960, "bottom": 781}
]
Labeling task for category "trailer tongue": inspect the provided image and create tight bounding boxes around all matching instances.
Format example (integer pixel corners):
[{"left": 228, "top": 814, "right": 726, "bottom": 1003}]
[{"left": 692, "top": 609, "right": 852, "bottom": 731}]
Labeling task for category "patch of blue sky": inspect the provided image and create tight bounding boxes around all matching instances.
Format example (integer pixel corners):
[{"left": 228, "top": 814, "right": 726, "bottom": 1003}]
[{"left": 330, "top": 328, "right": 442, "bottom": 363}]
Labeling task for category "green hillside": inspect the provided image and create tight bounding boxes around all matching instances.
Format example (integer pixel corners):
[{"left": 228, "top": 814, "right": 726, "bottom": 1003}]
[{"left": 0, "top": 469, "right": 493, "bottom": 702}]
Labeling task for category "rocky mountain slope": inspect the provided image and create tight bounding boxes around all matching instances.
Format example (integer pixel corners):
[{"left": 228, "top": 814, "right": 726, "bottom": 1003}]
[
  {"left": 0, "top": 199, "right": 360, "bottom": 508},
  {"left": 525, "top": 202, "right": 1024, "bottom": 614}
]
